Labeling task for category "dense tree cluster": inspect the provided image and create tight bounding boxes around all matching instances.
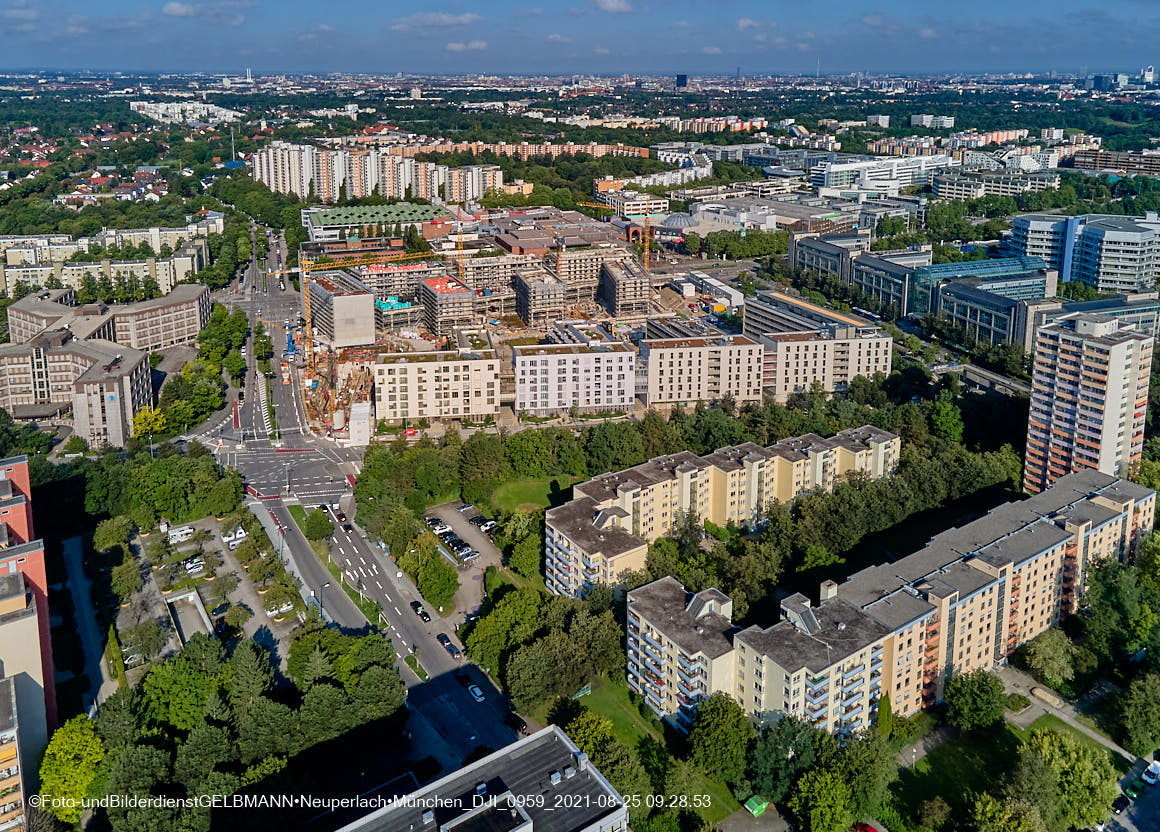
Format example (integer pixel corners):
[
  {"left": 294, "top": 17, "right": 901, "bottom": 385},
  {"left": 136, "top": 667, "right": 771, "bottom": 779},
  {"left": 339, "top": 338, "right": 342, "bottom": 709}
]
[
  {"left": 464, "top": 582, "right": 622, "bottom": 711},
  {"left": 38, "top": 627, "right": 405, "bottom": 830}
]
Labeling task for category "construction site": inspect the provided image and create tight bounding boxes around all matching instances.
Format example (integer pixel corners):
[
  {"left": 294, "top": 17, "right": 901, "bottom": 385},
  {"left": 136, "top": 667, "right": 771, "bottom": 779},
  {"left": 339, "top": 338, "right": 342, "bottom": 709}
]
[{"left": 267, "top": 205, "right": 734, "bottom": 444}]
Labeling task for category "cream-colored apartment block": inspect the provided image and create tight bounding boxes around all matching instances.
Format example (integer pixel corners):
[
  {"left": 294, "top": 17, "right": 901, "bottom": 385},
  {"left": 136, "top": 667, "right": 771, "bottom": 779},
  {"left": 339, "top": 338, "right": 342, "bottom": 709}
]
[
  {"left": 373, "top": 349, "right": 499, "bottom": 423},
  {"left": 626, "top": 578, "right": 738, "bottom": 731},
  {"left": 545, "top": 427, "right": 900, "bottom": 598},
  {"left": 627, "top": 470, "right": 1154, "bottom": 735},
  {"left": 639, "top": 336, "right": 763, "bottom": 406}
]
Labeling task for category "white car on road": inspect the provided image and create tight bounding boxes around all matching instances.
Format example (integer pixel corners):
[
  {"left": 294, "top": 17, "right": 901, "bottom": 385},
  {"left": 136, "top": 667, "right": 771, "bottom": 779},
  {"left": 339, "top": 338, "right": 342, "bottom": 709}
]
[{"left": 1144, "top": 759, "right": 1160, "bottom": 785}]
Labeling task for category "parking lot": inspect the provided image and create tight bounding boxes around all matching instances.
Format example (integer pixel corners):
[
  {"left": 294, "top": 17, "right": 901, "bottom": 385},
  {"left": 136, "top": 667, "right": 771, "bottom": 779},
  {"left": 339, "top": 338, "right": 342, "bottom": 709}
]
[
  {"left": 428, "top": 503, "right": 505, "bottom": 617},
  {"left": 1108, "top": 765, "right": 1160, "bottom": 832}
]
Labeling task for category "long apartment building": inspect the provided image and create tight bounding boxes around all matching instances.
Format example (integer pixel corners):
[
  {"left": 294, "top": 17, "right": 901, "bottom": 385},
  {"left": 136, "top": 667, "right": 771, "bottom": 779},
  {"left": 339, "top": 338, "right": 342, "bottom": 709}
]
[
  {"left": 743, "top": 291, "right": 893, "bottom": 402},
  {"left": 0, "top": 455, "right": 54, "bottom": 792},
  {"left": 373, "top": 349, "right": 499, "bottom": 423},
  {"left": 545, "top": 427, "right": 901, "bottom": 598},
  {"left": 513, "top": 342, "right": 635, "bottom": 416},
  {"left": 1, "top": 237, "right": 210, "bottom": 296},
  {"left": 638, "top": 335, "right": 763, "bottom": 407},
  {"left": 0, "top": 215, "right": 223, "bottom": 266},
  {"left": 628, "top": 469, "right": 1155, "bottom": 734},
  {"left": 253, "top": 141, "right": 504, "bottom": 203},
  {"left": 7, "top": 285, "right": 211, "bottom": 351},
  {"left": 0, "top": 331, "right": 152, "bottom": 447},
  {"left": 1024, "top": 314, "right": 1152, "bottom": 494},
  {"left": 1005, "top": 212, "right": 1160, "bottom": 293},
  {"left": 0, "top": 676, "right": 27, "bottom": 830}
]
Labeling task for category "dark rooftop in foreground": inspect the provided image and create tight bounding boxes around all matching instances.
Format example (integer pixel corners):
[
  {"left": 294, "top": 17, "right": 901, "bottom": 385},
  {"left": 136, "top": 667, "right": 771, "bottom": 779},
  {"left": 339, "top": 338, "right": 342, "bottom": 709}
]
[{"left": 337, "top": 725, "right": 625, "bottom": 832}]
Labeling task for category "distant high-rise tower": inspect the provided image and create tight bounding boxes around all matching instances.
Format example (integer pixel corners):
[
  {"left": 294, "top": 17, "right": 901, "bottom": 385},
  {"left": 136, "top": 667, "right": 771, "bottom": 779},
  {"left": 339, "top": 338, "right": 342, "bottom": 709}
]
[
  {"left": 1023, "top": 314, "right": 1152, "bottom": 493},
  {"left": 246, "top": 67, "right": 252, "bottom": 83},
  {"left": 675, "top": 74, "right": 688, "bottom": 89}
]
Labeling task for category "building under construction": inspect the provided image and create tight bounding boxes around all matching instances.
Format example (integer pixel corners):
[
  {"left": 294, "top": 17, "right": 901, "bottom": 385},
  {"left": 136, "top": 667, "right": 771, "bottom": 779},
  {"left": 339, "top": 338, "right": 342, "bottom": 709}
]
[
  {"left": 515, "top": 268, "right": 568, "bottom": 326},
  {"left": 599, "top": 259, "right": 651, "bottom": 318}
]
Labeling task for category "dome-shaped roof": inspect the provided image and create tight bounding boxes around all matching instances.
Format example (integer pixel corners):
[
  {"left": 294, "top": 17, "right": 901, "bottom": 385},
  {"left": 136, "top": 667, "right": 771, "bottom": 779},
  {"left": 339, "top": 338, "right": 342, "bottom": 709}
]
[{"left": 662, "top": 212, "right": 696, "bottom": 228}]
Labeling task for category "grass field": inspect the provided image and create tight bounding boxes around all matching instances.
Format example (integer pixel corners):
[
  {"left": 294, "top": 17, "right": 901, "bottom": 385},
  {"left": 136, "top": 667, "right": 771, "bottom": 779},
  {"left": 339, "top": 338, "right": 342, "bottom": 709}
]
[
  {"left": 491, "top": 476, "right": 580, "bottom": 513},
  {"left": 538, "top": 678, "right": 741, "bottom": 825},
  {"left": 287, "top": 504, "right": 307, "bottom": 530},
  {"left": 1012, "top": 713, "right": 1133, "bottom": 774},
  {"left": 890, "top": 722, "right": 1023, "bottom": 823},
  {"left": 888, "top": 713, "right": 1132, "bottom": 830}
]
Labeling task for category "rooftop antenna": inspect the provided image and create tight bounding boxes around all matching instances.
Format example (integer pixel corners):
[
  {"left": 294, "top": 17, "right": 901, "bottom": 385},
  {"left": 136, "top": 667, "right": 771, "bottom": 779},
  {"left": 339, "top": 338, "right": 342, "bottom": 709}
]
[
  {"left": 816, "top": 58, "right": 820, "bottom": 80},
  {"left": 230, "top": 124, "right": 236, "bottom": 161}
]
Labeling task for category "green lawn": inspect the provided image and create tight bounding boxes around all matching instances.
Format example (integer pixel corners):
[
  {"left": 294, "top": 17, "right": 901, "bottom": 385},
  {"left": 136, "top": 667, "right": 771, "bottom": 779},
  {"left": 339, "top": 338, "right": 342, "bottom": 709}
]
[
  {"left": 546, "top": 678, "right": 741, "bottom": 825},
  {"left": 888, "top": 713, "right": 1132, "bottom": 830},
  {"left": 491, "top": 476, "right": 580, "bottom": 513},
  {"left": 1012, "top": 713, "right": 1133, "bottom": 775},
  {"left": 287, "top": 504, "right": 307, "bottom": 530},
  {"left": 890, "top": 722, "right": 1023, "bottom": 822}
]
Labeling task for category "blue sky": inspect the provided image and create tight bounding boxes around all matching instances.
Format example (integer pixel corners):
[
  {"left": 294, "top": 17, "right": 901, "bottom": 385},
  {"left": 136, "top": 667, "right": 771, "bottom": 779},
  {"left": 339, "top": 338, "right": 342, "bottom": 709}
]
[{"left": 1, "top": 0, "right": 1158, "bottom": 76}]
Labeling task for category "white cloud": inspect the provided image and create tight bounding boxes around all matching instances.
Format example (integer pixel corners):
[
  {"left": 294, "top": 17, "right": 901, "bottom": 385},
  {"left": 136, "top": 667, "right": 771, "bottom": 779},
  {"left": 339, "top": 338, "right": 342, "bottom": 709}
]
[
  {"left": 546, "top": 33, "right": 571, "bottom": 42},
  {"left": 521, "top": 6, "right": 542, "bottom": 13},
  {"left": 445, "top": 39, "right": 486, "bottom": 51},
  {"left": 702, "top": 45, "right": 721, "bottom": 54},
  {"left": 753, "top": 32, "right": 767, "bottom": 42},
  {"left": 735, "top": 17, "right": 758, "bottom": 31},
  {"left": 918, "top": 26, "right": 939, "bottom": 39},
  {"left": 861, "top": 13, "right": 885, "bottom": 27},
  {"left": 160, "top": 1, "right": 245, "bottom": 24},
  {"left": 672, "top": 19, "right": 689, "bottom": 27},
  {"left": 162, "top": 1, "right": 195, "bottom": 16},
  {"left": 391, "top": 12, "right": 480, "bottom": 31},
  {"left": 4, "top": 6, "right": 37, "bottom": 21},
  {"left": 594, "top": 0, "right": 631, "bottom": 12},
  {"left": 593, "top": 46, "right": 610, "bottom": 54}
]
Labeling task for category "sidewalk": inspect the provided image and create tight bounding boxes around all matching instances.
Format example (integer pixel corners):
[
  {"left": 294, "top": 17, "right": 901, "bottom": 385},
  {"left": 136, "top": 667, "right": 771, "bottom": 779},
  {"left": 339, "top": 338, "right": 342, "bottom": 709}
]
[
  {"left": 996, "top": 665, "right": 1136, "bottom": 765},
  {"left": 897, "top": 724, "right": 954, "bottom": 768},
  {"left": 61, "top": 536, "right": 117, "bottom": 715}
]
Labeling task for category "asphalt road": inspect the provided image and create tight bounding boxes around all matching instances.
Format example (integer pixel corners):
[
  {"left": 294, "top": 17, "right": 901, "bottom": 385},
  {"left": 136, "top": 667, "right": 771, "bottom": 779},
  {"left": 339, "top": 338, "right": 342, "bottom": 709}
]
[{"left": 191, "top": 233, "right": 520, "bottom": 764}]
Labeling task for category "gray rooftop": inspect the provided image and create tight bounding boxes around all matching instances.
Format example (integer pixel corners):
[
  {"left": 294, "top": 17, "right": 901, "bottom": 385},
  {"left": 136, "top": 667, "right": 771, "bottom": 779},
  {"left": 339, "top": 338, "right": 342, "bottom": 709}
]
[
  {"left": 736, "top": 596, "right": 890, "bottom": 674},
  {"left": 0, "top": 676, "right": 14, "bottom": 735},
  {"left": 544, "top": 497, "right": 645, "bottom": 560},
  {"left": 628, "top": 577, "right": 737, "bottom": 659},
  {"left": 338, "top": 726, "right": 623, "bottom": 832},
  {"left": 836, "top": 469, "right": 1154, "bottom": 632}
]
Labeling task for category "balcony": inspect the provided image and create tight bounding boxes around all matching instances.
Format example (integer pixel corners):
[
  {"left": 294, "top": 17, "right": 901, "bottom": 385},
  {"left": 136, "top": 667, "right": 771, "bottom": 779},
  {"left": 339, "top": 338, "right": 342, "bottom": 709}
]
[
  {"left": 842, "top": 704, "right": 864, "bottom": 719},
  {"left": 805, "top": 689, "right": 829, "bottom": 706},
  {"left": 842, "top": 690, "right": 865, "bottom": 706},
  {"left": 842, "top": 664, "right": 866, "bottom": 679},
  {"left": 841, "top": 677, "right": 865, "bottom": 694}
]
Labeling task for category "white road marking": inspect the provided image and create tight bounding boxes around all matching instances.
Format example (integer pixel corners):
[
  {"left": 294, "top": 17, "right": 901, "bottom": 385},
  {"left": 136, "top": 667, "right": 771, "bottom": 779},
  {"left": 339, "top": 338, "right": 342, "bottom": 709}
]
[
  {"left": 375, "top": 580, "right": 383, "bottom": 589},
  {"left": 394, "top": 606, "right": 402, "bottom": 615},
  {"left": 359, "top": 556, "right": 366, "bottom": 566}
]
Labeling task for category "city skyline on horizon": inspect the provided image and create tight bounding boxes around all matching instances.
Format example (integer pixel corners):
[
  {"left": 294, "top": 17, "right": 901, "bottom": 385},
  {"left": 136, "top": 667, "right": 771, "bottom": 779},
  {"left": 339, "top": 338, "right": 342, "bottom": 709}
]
[{"left": 1, "top": 0, "right": 1159, "bottom": 77}]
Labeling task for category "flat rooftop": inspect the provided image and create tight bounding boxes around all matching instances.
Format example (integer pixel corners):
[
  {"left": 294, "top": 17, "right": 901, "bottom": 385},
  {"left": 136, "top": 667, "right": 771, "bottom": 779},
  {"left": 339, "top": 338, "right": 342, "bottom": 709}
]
[
  {"left": 422, "top": 276, "right": 473, "bottom": 295},
  {"left": 641, "top": 335, "right": 758, "bottom": 349},
  {"left": 375, "top": 349, "right": 495, "bottom": 366},
  {"left": 512, "top": 343, "right": 632, "bottom": 358},
  {"left": 338, "top": 726, "right": 624, "bottom": 832},
  {"left": 628, "top": 577, "right": 736, "bottom": 659},
  {"left": 309, "top": 203, "right": 451, "bottom": 226}
]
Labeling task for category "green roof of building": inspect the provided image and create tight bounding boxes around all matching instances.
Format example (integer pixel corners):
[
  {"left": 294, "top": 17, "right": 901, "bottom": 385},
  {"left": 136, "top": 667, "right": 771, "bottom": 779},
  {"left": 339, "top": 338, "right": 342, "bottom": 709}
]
[{"left": 310, "top": 204, "right": 452, "bottom": 226}]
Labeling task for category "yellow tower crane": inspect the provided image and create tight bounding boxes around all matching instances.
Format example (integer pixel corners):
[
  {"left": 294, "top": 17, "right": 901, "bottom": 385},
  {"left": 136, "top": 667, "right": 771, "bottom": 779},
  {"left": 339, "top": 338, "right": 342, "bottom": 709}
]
[{"left": 643, "top": 214, "right": 650, "bottom": 272}]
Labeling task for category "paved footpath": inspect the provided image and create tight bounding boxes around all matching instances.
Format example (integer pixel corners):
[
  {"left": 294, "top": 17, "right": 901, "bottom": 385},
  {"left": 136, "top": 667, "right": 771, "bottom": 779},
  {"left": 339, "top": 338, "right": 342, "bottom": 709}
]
[{"left": 996, "top": 666, "right": 1136, "bottom": 765}]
